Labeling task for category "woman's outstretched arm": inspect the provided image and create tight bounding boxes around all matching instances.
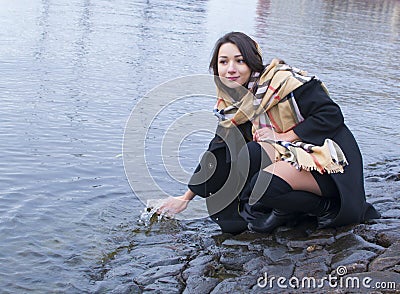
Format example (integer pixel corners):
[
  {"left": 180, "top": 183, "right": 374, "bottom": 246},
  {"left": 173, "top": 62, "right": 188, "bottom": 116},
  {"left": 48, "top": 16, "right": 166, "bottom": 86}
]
[{"left": 158, "top": 189, "right": 196, "bottom": 215}]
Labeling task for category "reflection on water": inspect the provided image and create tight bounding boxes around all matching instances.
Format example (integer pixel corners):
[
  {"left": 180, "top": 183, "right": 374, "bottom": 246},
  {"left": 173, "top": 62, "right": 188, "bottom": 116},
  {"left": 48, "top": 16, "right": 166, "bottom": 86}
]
[{"left": 0, "top": 0, "right": 399, "bottom": 292}]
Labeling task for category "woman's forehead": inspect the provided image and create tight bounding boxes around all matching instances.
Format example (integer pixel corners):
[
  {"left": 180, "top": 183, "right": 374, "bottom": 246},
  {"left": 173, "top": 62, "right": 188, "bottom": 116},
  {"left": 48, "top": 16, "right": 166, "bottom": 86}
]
[{"left": 218, "top": 43, "right": 242, "bottom": 57}]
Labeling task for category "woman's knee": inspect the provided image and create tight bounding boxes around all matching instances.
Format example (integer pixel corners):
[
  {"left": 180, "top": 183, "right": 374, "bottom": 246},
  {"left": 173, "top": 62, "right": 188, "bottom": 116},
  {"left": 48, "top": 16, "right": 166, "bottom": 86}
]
[{"left": 240, "top": 171, "right": 292, "bottom": 206}]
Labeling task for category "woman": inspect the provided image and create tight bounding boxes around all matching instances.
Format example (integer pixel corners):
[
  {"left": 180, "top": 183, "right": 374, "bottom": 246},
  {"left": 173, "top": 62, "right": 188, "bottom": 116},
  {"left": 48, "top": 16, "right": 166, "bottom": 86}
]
[{"left": 159, "top": 32, "right": 380, "bottom": 234}]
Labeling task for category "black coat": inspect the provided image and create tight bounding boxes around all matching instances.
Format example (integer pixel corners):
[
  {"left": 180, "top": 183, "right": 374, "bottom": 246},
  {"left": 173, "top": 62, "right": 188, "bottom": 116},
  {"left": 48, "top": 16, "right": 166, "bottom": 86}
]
[
  {"left": 189, "top": 79, "right": 380, "bottom": 227},
  {"left": 292, "top": 79, "right": 380, "bottom": 226}
]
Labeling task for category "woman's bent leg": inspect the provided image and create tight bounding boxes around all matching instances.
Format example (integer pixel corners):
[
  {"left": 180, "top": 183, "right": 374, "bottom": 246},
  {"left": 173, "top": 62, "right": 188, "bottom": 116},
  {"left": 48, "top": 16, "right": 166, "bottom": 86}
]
[{"left": 241, "top": 171, "right": 340, "bottom": 232}]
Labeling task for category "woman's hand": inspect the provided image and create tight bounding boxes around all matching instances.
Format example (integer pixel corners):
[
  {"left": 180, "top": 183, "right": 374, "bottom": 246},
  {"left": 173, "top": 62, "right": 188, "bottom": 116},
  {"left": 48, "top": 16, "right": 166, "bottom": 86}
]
[
  {"left": 254, "top": 127, "right": 300, "bottom": 143},
  {"left": 157, "top": 189, "right": 195, "bottom": 216},
  {"left": 254, "top": 127, "right": 279, "bottom": 142}
]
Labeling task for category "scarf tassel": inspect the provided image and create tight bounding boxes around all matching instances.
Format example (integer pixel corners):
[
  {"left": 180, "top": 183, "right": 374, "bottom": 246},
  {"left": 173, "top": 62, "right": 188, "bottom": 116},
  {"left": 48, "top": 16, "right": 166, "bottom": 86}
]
[{"left": 275, "top": 139, "right": 348, "bottom": 175}]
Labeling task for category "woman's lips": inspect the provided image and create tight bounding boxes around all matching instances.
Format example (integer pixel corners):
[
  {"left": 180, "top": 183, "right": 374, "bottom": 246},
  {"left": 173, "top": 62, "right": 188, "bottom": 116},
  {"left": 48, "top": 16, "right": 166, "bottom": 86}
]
[{"left": 227, "top": 77, "right": 239, "bottom": 81}]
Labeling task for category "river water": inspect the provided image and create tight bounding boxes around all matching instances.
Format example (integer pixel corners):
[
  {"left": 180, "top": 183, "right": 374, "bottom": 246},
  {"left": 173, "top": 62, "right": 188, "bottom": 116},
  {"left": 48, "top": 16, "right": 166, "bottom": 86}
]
[{"left": 0, "top": 0, "right": 399, "bottom": 293}]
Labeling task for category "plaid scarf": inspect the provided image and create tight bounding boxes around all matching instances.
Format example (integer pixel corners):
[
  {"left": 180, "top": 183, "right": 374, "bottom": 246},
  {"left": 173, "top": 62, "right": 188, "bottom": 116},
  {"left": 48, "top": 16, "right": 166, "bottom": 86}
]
[
  {"left": 213, "top": 59, "right": 348, "bottom": 174},
  {"left": 263, "top": 139, "right": 348, "bottom": 174}
]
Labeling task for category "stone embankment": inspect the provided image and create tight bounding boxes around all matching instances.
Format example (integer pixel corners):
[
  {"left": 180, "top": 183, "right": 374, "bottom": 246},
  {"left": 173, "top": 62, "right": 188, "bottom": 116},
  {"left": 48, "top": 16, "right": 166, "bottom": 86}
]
[{"left": 93, "top": 173, "right": 400, "bottom": 293}]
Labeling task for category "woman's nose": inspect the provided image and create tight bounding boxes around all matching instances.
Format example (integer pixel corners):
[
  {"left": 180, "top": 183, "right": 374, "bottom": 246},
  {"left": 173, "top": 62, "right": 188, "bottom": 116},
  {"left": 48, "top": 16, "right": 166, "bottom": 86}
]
[{"left": 227, "top": 61, "right": 237, "bottom": 73}]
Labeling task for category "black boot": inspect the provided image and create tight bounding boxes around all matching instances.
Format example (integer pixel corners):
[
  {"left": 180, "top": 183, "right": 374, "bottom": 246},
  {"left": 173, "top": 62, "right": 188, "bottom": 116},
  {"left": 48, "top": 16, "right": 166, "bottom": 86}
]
[
  {"left": 314, "top": 198, "right": 340, "bottom": 229},
  {"left": 248, "top": 209, "right": 296, "bottom": 233}
]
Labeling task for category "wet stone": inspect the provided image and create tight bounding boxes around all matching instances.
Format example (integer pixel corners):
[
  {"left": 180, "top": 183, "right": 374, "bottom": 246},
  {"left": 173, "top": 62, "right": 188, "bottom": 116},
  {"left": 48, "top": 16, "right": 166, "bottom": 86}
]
[
  {"left": 221, "top": 239, "right": 251, "bottom": 247},
  {"left": 381, "top": 209, "right": 400, "bottom": 219},
  {"left": 375, "top": 201, "right": 399, "bottom": 218},
  {"left": 201, "top": 236, "right": 217, "bottom": 249},
  {"left": 234, "top": 230, "right": 274, "bottom": 244},
  {"left": 342, "top": 263, "right": 368, "bottom": 275},
  {"left": 331, "top": 249, "right": 378, "bottom": 270},
  {"left": 92, "top": 280, "right": 123, "bottom": 293},
  {"left": 148, "top": 256, "right": 186, "bottom": 268},
  {"left": 128, "top": 246, "right": 178, "bottom": 267},
  {"left": 142, "top": 276, "right": 182, "bottom": 294},
  {"left": 262, "top": 245, "right": 289, "bottom": 262},
  {"left": 134, "top": 263, "right": 185, "bottom": 286},
  {"left": 308, "top": 227, "right": 336, "bottom": 237},
  {"left": 243, "top": 256, "right": 271, "bottom": 273},
  {"left": 188, "top": 253, "right": 215, "bottom": 267},
  {"left": 286, "top": 234, "right": 335, "bottom": 250},
  {"left": 293, "top": 262, "right": 329, "bottom": 280},
  {"left": 394, "top": 265, "right": 400, "bottom": 273},
  {"left": 334, "top": 225, "right": 357, "bottom": 238},
  {"left": 386, "top": 173, "right": 400, "bottom": 181},
  {"left": 274, "top": 225, "right": 311, "bottom": 246},
  {"left": 326, "top": 233, "right": 384, "bottom": 254},
  {"left": 182, "top": 276, "right": 219, "bottom": 294},
  {"left": 109, "top": 283, "right": 141, "bottom": 294},
  {"left": 370, "top": 196, "right": 397, "bottom": 205},
  {"left": 300, "top": 249, "right": 332, "bottom": 265},
  {"left": 103, "top": 263, "right": 144, "bottom": 280},
  {"left": 354, "top": 219, "right": 400, "bottom": 247},
  {"left": 376, "top": 231, "right": 400, "bottom": 248},
  {"left": 182, "top": 259, "right": 219, "bottom": 281},
  {"left": 211, "top": 233, "right": 234, "bottom": 246},
  {"left": 353, "top": 224, "right": 379, "bottom": 244},
  {"left": 250, "top": 285, "right": 295, "bottom": 294},
  {"left": 369, "top": 242, "right": 400, "bottom": 272},
  {"left": 294, "top": 252, "right": 331, "bottom": 279},
  {"left": 210, "top": 276, "right": 257, "bottom": 294},
  {"left": 259, "top": 260, "right": 295, "bottom": 280},
  {"left": 219, "top": 250, "right": 259, "bottom": 271},
  {"left": 247, "top": 237, "right": 276, "bottom": 252}
]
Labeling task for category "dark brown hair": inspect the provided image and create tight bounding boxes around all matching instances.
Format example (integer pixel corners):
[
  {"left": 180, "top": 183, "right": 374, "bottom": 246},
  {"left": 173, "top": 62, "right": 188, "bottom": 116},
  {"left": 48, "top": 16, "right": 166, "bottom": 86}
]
[{"left": 209, "top": 32, "right": 264, "bottom": 76}]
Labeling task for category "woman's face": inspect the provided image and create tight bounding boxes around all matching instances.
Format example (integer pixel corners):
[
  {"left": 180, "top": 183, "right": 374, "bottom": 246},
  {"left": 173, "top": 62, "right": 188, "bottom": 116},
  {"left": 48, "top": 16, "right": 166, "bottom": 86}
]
[{"left": 217, "top": 42, "right": 251, "bottom": 88}]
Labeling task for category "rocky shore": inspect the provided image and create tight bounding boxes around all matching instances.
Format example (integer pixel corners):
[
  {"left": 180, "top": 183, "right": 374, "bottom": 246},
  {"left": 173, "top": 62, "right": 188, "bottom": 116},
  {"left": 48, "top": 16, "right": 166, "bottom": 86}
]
[{"left": 92, "top": 172, "right": 399, "bottom": 294}]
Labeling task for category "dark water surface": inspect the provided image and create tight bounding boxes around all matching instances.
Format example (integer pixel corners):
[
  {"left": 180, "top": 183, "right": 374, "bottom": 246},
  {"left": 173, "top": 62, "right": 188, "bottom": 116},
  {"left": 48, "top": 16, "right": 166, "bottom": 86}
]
[{"left": 0, "top": 0, "right": 399, "bottom": 292}]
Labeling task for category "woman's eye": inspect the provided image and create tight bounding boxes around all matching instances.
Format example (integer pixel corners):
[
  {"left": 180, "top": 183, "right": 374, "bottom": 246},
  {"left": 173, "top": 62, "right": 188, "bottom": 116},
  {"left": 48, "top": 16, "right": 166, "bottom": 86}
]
[
  {"left": 237, "top": 59, "right": 245, "bottom": 64},
  {"left": 219, "top": 60, "right": 227, "bottom": 65}
]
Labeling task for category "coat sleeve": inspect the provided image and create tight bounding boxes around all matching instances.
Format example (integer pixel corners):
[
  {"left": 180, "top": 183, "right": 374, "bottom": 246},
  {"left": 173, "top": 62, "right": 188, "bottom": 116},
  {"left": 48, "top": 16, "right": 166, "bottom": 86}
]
[{"left": 292, "top": 79, "right": 344, "bottom": 146}]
